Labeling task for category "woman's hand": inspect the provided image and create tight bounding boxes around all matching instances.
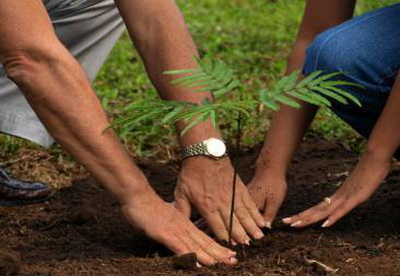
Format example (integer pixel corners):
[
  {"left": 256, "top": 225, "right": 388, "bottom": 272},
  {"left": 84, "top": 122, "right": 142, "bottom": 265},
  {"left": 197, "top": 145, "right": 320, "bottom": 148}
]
[
  {"left": 248, "top": 172, "right": 288, "bottom": 228},
  {"left": 282, "top": 151, "right": 391, "bottom": 228}
]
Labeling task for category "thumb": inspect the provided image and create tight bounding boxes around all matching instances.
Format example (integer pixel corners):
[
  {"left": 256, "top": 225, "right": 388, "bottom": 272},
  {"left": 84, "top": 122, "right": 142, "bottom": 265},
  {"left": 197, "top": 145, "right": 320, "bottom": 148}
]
[
  {"left": 174, "top": 193, "right": 192, "bottom": 218},
  {"left": 263, "top": 195, "right": 284, "bottom": 229}
]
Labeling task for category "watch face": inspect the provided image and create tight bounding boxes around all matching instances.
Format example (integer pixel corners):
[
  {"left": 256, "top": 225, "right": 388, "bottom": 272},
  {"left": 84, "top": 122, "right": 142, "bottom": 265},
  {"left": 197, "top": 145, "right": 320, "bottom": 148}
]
[{"left": 205, "top": 138, "right": 226, "bottom": 157}]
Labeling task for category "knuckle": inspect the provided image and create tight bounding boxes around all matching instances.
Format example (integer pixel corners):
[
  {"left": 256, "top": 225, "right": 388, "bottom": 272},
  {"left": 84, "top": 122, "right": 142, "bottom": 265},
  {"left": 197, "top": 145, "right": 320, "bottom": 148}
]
[
  {"left": 232, "top": 229, "right": 247, "bottom": 241},
  {"left": 201, "top": 197, "right": 218, "bottom": 213},
  {"left": 352, "top": 195, "right": 368, "bottom": 205},
  {"left": 235, "top": 205, "right": 248, "bottom": 216},
  {"left": 204, "top": 241, "right": 222, "bottom": 255},
  {"left": 189, "top": 243, "right": 203, "bottom": 254},
  {"left": 213, "top": 228, "right": 228, "bottom": 239}
]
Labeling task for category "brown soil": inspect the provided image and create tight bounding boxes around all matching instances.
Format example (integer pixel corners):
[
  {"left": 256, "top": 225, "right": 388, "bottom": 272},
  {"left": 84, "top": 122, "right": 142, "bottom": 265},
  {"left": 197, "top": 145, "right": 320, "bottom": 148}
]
[{"left": 1, "top": 135, "right": 400, "bottom": 275}]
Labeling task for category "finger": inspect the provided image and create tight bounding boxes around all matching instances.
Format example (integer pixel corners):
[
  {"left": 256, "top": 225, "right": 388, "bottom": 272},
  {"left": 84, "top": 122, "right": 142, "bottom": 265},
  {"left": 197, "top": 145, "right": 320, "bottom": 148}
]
[
  {"left": 242, "top": 191, "right": 266, "bottom": 228},
  {"left": 282, "top": 199, "right": 340, "bottom": 228},
  {"left": 191, "top": 228, "right": 237, "bottom": 265},
  {"left": 322, "top": 197, "right": 361, "bottom": 227},
  {"left": 176, "top": 229, "right": 217, "bottom": 266},
  {"left": 235, "top": 201, "right": 264, "bottom": 240},
  {"left": 162, "top": 233, "right": 190, "bottom": 256},
  {"left": 203, "top": 212, "right": 230, "bottom": 243},
  {"left": 219, "top": 208, "right": 250, "bottom": 244},
  {"left": 263, "top": 192, "right": 285, "bottom": 228},
  {"left": 174, "top": 193, "right": 192, "bottom": 218},
  {"left": 192, "top": 248, "right": 217, "bottom": 266}
]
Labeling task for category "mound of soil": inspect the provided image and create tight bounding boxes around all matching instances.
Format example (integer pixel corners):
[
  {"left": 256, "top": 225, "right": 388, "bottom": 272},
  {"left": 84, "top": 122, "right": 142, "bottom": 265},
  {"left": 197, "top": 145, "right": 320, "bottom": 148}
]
[{"left": 1, "top": 135, "right": 400, "bottom": 275}]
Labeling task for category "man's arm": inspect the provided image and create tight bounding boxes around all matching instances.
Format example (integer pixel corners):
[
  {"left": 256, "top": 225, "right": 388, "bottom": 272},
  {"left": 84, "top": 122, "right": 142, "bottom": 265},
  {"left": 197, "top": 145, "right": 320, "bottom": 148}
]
[
  {"left": 0, "top": 0, "right": 236, "bottom": 265},
  {"left": 114, "top": 0, "right": 266, "bottom": 244},
  {"left": 248, "top": 0, "right": 356, "bottom": 226}
]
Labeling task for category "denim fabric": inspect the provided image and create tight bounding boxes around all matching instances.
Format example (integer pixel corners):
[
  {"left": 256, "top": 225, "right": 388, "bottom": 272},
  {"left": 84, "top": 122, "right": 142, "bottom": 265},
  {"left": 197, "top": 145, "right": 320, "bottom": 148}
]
[{"left": 303, "top": 3, "right": 400, "bottom": 141}]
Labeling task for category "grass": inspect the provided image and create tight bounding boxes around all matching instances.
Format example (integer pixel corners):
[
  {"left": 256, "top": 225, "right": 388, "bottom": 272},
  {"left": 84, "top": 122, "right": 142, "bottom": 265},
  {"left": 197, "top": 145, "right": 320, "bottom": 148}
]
[{"left": 0, "top": 0, "right": 398, "bottom": 158}]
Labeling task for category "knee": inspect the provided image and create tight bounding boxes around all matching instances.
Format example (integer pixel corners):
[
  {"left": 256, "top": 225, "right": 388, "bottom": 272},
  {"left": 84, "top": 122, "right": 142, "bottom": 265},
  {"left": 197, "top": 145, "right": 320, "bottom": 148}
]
[
  {"left": 303, "top": 27, "right": 374, "bottom": 84},
  {"left": 304, "top": 30, "right": 352, "bottom": 74}
]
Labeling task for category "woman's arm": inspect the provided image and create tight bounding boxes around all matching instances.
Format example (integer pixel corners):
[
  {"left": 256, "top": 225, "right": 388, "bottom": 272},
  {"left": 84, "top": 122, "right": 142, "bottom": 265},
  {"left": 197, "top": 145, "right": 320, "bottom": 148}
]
[
  {"left": 249, "top": 0, "right": 356, "bottom": 226},
  {"left": 288, "top": 0, "right": 356, "bottom": 71},
  {"left": 282, "top": 72, "right": 400, "bottom": 228}
]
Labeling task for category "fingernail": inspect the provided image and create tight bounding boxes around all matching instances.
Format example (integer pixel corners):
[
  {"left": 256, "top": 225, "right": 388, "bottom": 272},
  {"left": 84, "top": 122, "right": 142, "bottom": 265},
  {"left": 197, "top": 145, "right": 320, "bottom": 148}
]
[
  {"left": 231, "top": 241, "right": 237, "bottom": 246},
  {"left": 229, "top": 250, "right": 237, "bottom": 256},
  {"left": 321, "top": 220, "right": 330, "bottom": 228},
  {"left": 196, "top": 262, "right": 202, "bottom": 268},
  {"left": 230, "top": 257, "right": 238, "bottom": 264},
  {"left": 282, "top": 217, "right": 292, "bottom": 224},
  {"left": 244, "top": 239, "right": 250, "bottom": 245},
  {"left": 254, "top": 231, "right": 264, "bottom": 239},
  {"left": 265, "top": 221, "right": 272, "bottom": 229},
  {"left": 290, "top": 220, "right": 302, "bottom": 227}
]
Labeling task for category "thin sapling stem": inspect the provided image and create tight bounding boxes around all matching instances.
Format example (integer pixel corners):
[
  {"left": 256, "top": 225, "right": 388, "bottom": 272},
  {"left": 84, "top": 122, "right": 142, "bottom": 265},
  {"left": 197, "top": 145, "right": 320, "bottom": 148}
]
[{"left": 228, "top": 110, "right": 243, "bottom": 245}]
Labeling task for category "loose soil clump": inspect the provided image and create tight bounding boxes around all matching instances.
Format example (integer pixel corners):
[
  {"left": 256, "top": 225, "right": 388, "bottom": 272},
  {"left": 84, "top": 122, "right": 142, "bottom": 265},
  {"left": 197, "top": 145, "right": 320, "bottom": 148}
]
[{"left": 1, "top": 135, "right": 400, "bottom": 275}]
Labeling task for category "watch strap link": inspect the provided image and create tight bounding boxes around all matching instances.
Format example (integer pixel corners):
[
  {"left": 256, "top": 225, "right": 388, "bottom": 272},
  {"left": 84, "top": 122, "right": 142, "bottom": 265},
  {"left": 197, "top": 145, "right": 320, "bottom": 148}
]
[{"left": 181, "top": 142, "right": 207, "bottom": 159}]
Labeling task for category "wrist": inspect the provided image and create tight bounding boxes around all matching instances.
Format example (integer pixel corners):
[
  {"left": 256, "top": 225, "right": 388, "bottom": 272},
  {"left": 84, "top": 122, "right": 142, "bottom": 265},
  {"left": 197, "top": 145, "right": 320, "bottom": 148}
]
[
  {"left": 254, "top": 169, "right": 286, "bottom": 182},
  {"left": 364, "top": 144, "right": 393, "bottom": 164},
  {"left": 177, "top": 120, "right": 222, "bottom": 147},
  {"left": 182, "top": 154, "right": 231, "bottom": 168},
  {"left": 114, "top": 171, "right": 156, "bottom": 206},
  {"left": 255, "top": 157, "right": 287, "bottom": 179}
]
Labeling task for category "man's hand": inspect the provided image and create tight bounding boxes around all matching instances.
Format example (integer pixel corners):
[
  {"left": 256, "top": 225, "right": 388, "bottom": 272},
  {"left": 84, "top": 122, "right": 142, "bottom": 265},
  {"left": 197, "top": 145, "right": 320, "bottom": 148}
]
[
  {"left": 282, "top": 151, "right": 391, "bottom": 228},
  {"left": 247, "top": 173, "right": 287, "bottom": 229},
  {"left": 122, "top": 187, "right": 237, "bottom": 266},
  {"left": 174, "top": 156, "right": 266, "bottom": 245}
]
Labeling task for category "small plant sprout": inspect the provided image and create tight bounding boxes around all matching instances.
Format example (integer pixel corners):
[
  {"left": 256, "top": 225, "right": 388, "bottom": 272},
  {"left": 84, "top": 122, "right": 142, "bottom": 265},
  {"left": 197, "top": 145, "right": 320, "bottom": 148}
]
[{"left": 110, "top": 56, "right": 362, "bottom": 245}]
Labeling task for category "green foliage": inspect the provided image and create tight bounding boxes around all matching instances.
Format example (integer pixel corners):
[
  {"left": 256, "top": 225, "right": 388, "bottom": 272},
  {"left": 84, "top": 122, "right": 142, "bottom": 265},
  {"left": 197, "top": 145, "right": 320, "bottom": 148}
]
[
  {"left": 111, "top": 57, "right": 361, "bottom": 137},
  {"left": 356, "top": 0, "right": 398, "bottom": 14},
  {"left": 260, "top": 71, "right": 363, "bottom": 110},
  {"left": 92, "top": 0, "right": 387, "bottom": 157},
  {"left": 2, "top": 0, "right": 386, "bottom": 157},
  {"left": 165, "top": 58, "right": 240, "bottom": 98}
]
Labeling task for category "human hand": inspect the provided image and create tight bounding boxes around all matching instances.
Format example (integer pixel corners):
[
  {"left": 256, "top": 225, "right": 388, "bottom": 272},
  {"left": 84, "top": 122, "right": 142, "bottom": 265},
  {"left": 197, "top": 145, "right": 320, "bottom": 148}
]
[
  {"left": 247, "top": 172, "right": 287, "bottom": 228},
  {"left": 174, "top": 156, "right": 266, "bottom": 245},
  {"left": 121, "top": 188, "right": 237, "bottom": 266},
  {"left": 282, "top": 151, "right": 391, "bottom": 228}
]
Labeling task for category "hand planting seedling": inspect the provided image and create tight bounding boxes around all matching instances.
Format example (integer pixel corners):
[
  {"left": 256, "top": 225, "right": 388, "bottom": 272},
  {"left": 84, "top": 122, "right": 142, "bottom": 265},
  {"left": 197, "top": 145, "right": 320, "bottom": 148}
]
[{"left": 111, "top": 55, "right": 361, "bottom": 263}]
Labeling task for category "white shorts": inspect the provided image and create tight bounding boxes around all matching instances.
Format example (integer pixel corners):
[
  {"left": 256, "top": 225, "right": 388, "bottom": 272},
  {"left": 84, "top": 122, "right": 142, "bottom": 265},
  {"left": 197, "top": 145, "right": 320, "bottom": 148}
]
[{"left": 0, "top": 0, "right": 125, "bottom": 147}]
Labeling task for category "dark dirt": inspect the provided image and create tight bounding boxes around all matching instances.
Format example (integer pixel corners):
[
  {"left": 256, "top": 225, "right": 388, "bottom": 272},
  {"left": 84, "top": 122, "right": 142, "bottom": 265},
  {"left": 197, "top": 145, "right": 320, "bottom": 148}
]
[{"left": 1, "top": 135, "right": 400, "bottom": 275}]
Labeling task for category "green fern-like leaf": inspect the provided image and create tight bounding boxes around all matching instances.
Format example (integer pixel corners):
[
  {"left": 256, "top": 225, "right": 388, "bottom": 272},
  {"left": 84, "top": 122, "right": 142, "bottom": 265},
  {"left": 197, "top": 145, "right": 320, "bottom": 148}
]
[
  {"left": 110, "top": 56, "right": 363, "bottom": 138},
  {"left": 164, "top": 56, "right": 239, "bottom": 98},
  {"left": 259, "top": 70, "right": 364, "bottom": 111}
]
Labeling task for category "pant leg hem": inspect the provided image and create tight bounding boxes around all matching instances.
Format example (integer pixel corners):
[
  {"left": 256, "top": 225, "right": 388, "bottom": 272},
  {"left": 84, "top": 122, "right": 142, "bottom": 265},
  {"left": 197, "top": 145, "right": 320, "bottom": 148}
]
[{"left": 0, "top": 111, "right": 54, "bottom": 148}]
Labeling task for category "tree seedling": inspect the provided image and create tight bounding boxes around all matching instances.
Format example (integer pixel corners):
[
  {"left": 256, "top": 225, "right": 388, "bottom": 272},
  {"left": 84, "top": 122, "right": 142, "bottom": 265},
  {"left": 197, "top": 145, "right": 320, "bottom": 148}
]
[{"left": 110, "top": 55, "right": 362, "bottom": 249}]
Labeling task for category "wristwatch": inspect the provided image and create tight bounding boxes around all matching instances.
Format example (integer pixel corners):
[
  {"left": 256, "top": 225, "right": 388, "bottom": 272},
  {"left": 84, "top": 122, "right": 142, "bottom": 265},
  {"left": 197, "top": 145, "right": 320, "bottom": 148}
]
[{"left": 181, "top": 138, "right": 227, "bottom": 160}]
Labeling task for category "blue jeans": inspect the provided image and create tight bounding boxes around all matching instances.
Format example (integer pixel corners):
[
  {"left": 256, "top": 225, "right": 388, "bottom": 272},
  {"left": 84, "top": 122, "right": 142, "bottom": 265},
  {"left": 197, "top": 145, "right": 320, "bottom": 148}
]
[{"left": 303, "top": 3, "right": 400, "bottom": 148}]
